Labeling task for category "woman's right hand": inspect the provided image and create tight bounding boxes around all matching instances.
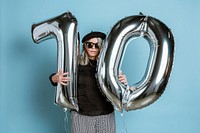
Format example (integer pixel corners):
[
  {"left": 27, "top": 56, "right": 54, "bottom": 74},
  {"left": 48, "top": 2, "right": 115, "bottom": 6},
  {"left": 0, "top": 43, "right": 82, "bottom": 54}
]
[{"left": 51, "top": 69, "right": 70, "bottom": 86}]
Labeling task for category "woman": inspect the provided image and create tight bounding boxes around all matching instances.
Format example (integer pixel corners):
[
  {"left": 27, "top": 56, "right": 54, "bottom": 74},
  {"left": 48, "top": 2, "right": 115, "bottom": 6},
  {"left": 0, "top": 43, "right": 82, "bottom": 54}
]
[{"left": 49, "top": 31, "right": 128, "bottom": 133}]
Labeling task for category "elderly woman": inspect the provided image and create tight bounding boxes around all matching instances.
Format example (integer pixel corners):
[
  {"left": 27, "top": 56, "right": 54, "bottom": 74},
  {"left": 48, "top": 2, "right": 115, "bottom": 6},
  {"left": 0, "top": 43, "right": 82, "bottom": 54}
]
[{"left": 49, "top": 31, "right": 127, "bottom": 133}]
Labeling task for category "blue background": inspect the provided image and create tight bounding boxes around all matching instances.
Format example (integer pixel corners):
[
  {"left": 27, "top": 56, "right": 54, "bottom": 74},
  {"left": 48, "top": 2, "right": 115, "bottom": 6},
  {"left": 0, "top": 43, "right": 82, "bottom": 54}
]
[{"left": 1, "top": 0, "right": 200, "bottom": 133}]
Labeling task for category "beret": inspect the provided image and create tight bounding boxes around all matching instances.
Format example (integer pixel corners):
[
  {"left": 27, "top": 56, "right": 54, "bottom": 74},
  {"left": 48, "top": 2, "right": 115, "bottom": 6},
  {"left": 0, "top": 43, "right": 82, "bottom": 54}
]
[{"left": 82, "top": 31, "right": 106, "bottom": 43}]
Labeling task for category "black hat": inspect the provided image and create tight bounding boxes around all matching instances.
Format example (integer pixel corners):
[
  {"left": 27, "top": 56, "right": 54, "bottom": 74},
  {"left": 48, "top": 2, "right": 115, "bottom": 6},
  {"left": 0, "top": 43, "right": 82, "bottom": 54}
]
[{"left": 82, "top": 31, "right": 106, "bottom": 43}]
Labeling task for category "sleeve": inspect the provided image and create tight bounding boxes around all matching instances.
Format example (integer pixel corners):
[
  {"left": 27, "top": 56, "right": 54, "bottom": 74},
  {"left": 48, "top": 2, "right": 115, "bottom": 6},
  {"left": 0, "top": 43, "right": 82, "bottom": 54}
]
[{"left": 49, "top": 73, "right": 58, "bottom": 86}]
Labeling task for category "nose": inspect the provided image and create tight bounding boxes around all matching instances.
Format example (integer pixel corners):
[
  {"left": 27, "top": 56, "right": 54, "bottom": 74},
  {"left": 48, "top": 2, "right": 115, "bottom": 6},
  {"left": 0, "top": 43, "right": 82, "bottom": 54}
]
[{"left": 91, "top": 44, "right": 96, "bottom": 49}]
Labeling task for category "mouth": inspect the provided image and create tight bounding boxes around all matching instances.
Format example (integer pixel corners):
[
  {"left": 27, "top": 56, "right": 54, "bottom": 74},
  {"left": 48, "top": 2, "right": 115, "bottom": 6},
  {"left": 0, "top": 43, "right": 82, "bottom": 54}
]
[{"left": 89, "top": 50, "right": 98, "bottom": 52}]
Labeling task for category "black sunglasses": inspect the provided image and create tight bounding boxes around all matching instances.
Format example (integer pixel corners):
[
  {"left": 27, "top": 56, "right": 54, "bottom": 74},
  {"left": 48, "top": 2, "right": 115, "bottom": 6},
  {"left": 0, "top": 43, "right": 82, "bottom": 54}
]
[{"left": 85, "top": 42, "right": 100, "bottom": 49}]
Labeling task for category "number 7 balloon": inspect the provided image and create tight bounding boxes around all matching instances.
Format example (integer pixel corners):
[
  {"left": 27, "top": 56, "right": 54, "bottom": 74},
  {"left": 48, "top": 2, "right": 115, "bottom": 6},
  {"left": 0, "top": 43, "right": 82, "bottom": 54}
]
[
  {"left": 31, "top": 12, "right": 79, "bottom": 111},
  {"left": 97, "top": 14, "right": 174, "bottom": 111}
]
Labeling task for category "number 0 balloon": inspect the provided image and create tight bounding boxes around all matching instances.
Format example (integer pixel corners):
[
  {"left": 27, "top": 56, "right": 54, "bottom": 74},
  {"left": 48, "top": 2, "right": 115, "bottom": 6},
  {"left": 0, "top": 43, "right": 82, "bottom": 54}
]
[
  {"left": 97, "top": 14, "right": 174, "bottom": 111},
  {"left": 31, "top": 12, "right": 79, "bottom": 111}
]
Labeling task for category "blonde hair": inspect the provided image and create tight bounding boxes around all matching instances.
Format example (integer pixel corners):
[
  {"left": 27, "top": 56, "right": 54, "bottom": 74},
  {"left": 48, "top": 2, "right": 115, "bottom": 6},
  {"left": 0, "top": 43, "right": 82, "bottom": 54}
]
[{"left": 78, "top": 38, "right": 103, "bottom": 66}]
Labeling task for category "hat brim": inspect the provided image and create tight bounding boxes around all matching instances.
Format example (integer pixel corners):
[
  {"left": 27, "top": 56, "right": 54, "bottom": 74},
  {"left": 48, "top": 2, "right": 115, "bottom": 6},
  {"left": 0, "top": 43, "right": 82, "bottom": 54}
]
[{"left": 82, "top": 31, "right": 106, "bottom": 43}]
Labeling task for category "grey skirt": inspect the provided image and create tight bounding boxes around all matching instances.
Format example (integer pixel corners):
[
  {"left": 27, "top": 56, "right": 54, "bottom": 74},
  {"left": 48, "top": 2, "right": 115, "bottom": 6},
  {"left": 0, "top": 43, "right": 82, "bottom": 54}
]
[{"left": 71, "top": 111, "right": 116, "bottom": 133}]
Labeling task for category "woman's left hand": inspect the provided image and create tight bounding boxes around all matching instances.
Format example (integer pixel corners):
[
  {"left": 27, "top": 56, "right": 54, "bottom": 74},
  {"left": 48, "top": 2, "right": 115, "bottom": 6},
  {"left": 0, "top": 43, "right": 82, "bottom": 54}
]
[{"left": 118, "top": 70, "right": 128, "bottom": 85}]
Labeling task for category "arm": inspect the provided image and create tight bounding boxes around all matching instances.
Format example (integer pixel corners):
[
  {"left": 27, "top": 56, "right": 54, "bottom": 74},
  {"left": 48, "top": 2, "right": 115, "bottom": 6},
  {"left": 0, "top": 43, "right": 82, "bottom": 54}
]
[{"left": 49, "top": 73, "right": 57, "bottom": 86}]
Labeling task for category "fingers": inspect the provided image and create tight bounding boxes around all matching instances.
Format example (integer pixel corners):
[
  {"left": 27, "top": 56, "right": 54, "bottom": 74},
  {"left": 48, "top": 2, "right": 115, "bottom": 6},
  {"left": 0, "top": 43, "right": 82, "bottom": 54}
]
[
  {"left": 58, "top": 68, "right": 63, "bottom": 74},
  {"left": 58, "top": 69, "right": 69, "bottom": 76},
  {"left": 118, "top": 71, "right": 128, "bottom": 85},
  {"left": 119, "top": 78, "right": 127, "bottom": 83},
  {"left": 62, "top": 72, "right": 69, "bottom": 77},
  {"left": 119, "top": 70, "right": 123, "bottom": 75},
  {"left": 120, "top": 79, "right": 128, "bottom": 85},
  {"left": 118, "top": 73, "right": 126, "bottom": 81},
  {"left": 57, "top": 69, "right": 70, "bottom": 86},
  {"left": 57, "top": 69, "right": 70, "bottom": 77},
  {"left": 60, "top": 81, "right": 68, "bottom": 86},
  {"left": 62, "top": 76, "right": 70, "bottom": 82}
]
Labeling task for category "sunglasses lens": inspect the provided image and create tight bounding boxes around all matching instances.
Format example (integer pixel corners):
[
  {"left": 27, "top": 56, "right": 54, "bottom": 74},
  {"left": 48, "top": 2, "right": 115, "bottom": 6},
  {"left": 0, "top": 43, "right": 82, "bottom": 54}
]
[
  {"left": 86, "top": 42, "right": 99, "bottom": 49},
  {"left": 87, "top": 43, "right": 93, "bottom": 48},
  {"left": 95, "top": 44, "right": 99, "bottom": 49}
]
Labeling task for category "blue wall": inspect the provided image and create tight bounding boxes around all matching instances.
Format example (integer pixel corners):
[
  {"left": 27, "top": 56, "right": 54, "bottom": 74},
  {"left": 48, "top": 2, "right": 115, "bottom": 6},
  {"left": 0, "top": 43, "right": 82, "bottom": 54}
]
[{"left": 1, "top": 0, "right": 200, "bottom": 133}]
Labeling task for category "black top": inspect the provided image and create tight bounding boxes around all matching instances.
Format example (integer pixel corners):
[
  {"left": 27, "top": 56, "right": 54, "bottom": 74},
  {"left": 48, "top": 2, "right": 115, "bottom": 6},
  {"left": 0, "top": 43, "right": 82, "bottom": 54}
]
[{"left": 49, "top": 60, "right": 114, "bottom": 116}]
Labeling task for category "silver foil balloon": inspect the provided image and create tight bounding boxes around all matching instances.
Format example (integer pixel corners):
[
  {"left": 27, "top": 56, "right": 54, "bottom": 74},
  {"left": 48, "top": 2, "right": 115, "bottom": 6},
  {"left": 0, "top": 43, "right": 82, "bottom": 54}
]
[
  {"left": 31, "top": 12, "right": 79, "bottom": 111},
  {"left": 97, "top": 14, "right": 174, "bottom": 111}
]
